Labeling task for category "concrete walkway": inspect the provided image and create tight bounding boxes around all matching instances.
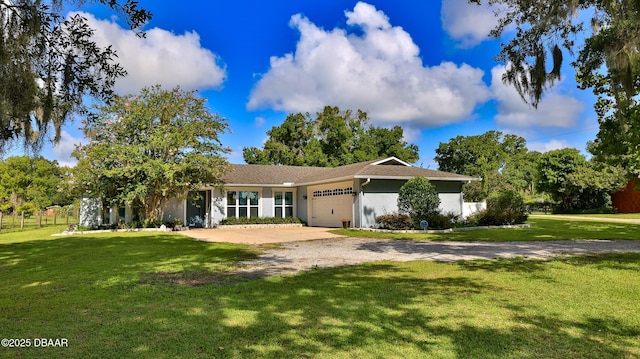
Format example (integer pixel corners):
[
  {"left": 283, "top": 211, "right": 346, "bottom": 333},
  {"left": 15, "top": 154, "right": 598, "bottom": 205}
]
[{"left": 182, "top": 226, "right": 345, "bottom": 244}]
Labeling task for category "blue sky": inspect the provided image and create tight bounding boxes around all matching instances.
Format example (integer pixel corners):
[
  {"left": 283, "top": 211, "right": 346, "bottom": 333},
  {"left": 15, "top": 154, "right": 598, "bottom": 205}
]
[{"left": 25, "top": 0, "right": 599, "bottom": 168}]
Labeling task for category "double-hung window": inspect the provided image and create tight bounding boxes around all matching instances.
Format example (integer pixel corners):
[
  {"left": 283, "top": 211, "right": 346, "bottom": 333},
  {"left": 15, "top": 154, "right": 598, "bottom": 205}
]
[
  {"left": 227, "top": 191, "right": 259, "bottom": 218},
  {"left": 274, "top": 191, "right": 294, "bottom": 218}
]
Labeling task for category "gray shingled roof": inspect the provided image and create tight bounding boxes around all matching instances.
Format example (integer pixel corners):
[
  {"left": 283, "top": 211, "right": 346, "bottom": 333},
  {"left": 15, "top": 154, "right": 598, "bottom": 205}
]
[
  {"left": 222, "top": 164, "right": 326, "bottom": 185},
  {"left": 222, "top": 157, "right": 478, "bottom": 186}
]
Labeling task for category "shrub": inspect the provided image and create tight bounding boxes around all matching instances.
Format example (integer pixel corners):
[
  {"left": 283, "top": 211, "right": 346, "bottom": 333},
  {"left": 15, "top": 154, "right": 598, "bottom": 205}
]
[
  {"left": 424, "top": 212, "right": 459, "bottom": 230},
  {"left": 398, "top": 177, "right": 440, "bottom": 228},
  {"left": 219, "top": 217, "right": 302, "bottom": 225},
  {"left": 375, "top": 213, "right": 413, "bottom": 230},
  {"left": 477, "top": 190, "right": 528, "bottom": 226}
]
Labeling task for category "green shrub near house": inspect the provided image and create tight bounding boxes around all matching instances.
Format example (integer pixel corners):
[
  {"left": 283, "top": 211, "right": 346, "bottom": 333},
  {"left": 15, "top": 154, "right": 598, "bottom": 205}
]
[{"left": 219, "top": 216, "right": 303, "bottom": 226}]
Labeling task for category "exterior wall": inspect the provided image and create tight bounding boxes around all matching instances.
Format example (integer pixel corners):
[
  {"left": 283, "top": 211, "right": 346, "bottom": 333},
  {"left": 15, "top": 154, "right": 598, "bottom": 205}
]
[
  {"left": 79, "top": 197, "right": 101, "bottom": 227},
  {"left": 432, "top": 181, "right": 464, "bottom": 216},
  {"left": 208, "top": 187, "right": 299, "bottom": 226},
  {"left": 211, "top": 188, "right": 226, "bottom": 225},
  {"left": 261, "top": 187, "right": 274, "bottom": 217},
  {"left": 296, "top": 185, "right": 309, "bottom": 224},
  {"left": 357, "top": 179, "right": 466, "bottom": 228},
  {"left": 359, "top": 179, "right": 403, "bottom": 228},
  {"left": 163, "top": 197, "right": 185, "bottom": 223}
]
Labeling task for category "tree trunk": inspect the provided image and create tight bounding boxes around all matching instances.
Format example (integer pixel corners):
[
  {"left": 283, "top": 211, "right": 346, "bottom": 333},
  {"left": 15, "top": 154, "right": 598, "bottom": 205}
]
[{"left": 21, "top": 212, "right": 25, "bottom": 229}]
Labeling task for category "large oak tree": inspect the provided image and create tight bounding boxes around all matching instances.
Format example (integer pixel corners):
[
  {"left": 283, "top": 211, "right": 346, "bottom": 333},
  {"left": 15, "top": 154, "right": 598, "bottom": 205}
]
[
  {"left": 472, "top": 0, "right": 640, "bottom": 174},
  {"left": 243, "top": 106, "right": 420, "bottom": 167},
  {"left": 0, "top": 0, "right": 151, "bottom": 155}
]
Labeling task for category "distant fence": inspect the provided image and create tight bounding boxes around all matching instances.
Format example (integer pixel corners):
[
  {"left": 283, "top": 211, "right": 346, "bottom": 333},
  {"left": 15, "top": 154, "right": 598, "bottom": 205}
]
[
  {"left": 462, "top": 202, "right": 486, "bottom": 218},
  {"left": 0, "top": 210, "right": 79, "bottom": 232}
]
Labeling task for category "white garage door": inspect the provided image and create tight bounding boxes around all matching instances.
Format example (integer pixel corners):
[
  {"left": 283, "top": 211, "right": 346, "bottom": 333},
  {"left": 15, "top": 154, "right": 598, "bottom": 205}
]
[{"left": 310, "top": 183, "right": 354, "bottom": 227}]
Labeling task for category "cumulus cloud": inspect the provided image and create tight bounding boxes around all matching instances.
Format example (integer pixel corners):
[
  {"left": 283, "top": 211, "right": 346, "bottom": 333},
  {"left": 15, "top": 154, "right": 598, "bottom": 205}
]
[
  {"left": 441, "top": 0, "right": 499, "bottom": 48},
  {"left": 528, "top": 139, "right": 571, "bottom": 153},
  {"left": 51, "top": 131, "right": 84, "bottom": 167},
  {"left": 491, "top": 65, "right": 584, "bottom": 128},
  {"left": 254, "top": 117, "right": 266, "bottom": 127},
  {"left": 247, "top": 2, "right": 490, "bottom": 127},
  {"left": 73, "top": 12, "right": 226, "bottom": 94}
]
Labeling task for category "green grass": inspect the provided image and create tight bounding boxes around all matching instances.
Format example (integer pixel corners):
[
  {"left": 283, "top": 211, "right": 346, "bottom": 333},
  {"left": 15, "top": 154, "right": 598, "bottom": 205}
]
[
  {"left": 1, "top": 227, "right": 639, "bottom": 358},
  {"left": 0, "top": 214, "right": 77, "bottom": 234},
  {"left": 331, "top": 217, "right": 640, "bottom": 241},
  {"left": 549, "top": 213, "right": 640, "bottom": 219}
]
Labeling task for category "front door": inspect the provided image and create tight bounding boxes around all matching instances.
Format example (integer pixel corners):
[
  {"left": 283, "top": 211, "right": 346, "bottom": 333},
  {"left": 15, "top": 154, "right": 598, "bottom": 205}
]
[{"left": 186, "top": 191, "right": 208, "bottom": 228}]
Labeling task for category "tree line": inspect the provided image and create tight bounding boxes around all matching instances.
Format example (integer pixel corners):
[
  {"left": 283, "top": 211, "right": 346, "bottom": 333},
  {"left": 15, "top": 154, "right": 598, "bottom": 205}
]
[
  {"left": 0, "top": 156, "right": 76, "bottom": 217},
  {"left": 435, "top": 130, "right": 628, "bottom": 213}
]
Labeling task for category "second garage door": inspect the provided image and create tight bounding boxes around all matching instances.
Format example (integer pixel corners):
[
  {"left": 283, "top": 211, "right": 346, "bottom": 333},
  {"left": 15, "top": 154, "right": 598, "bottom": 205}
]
[{"left": 310, "top": 182, "right": 354, "bottom": 227}]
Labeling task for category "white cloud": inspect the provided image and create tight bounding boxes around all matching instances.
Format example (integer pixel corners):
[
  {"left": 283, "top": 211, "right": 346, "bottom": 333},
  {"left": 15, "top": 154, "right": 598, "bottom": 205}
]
[
  {"left": 528, "top": 139, "right": 571, "bottom": 153},
  {"left": 247, "top": 2, "right": 490, "bottom": 128},
  {"left": 73, "top": 12, "right": 226, "bottom": 94},
  {"left": 491, "top": 65, "right": 584, "bottom": 128},
  {"left": 441, "top": 0, "right": 499, "bottom": 48},
  {"left": 51, "top": 131, "right": 84, "bottom": 167},
  {"left": 254, "top": 117, "right": 266, "bottom": 127}
]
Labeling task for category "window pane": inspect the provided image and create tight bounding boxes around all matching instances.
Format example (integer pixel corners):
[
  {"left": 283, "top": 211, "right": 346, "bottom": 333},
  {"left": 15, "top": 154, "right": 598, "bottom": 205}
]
[
  {"left": 250, "top": 192, "right": 259, "bottom": 205},
  {"left": 285, "top": 207, "right": 293, "bottom": 218},
  {"left": 227, "top": 207, "right": 236, "bottom": 218},
  {"left": 239, "top": 191, "right": 248, "bottom": 205},
  {"left": 275, "top": 207, "right": 283, "bottom": 218},
  {"left": 275, "top": 192, "right": 283, "bottom": 205},
  {"left": 239, "top": 207, "right": 248, "bottom": 217},
  {"left": 250, "top": 207, "right": 258, "bottom": 218},
  {"left": 285, "top": 192, "right": 293, "bottom": 205},
  {"left": 227, "top": 191, "right": 237, "bottom": 205}
]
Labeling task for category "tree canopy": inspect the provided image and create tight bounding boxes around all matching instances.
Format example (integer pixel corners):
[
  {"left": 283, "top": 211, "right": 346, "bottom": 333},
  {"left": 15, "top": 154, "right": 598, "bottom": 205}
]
[
  {"left": 0, "top": 0, "right": 152, "bottom": 155},
  {"left": 0, "top": 156, "right": 72, "bottom": 213},
  {"left": 434, "top": 130, "right": 528, "bottom": 198},
  {"left": 243, "top": 106, "right": 420, "bottom": 167},
  {"left": 537, "top": 148, "right": 626, "bottom": 212},
  {"left": 73, "top": 85, "right": 230, "bottom": 223},
  {"left": 472, "top": 0, "right": 640, "bottom": 175}
]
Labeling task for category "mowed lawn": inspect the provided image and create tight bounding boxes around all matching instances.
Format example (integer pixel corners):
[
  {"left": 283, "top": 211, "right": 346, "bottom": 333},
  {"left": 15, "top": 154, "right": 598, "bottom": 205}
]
[
  {"left": 333, "top": 217, "right": 640, "bottom": 241},
  {"left": 1, "top": 222, "right": 639, "bottom": 358}
]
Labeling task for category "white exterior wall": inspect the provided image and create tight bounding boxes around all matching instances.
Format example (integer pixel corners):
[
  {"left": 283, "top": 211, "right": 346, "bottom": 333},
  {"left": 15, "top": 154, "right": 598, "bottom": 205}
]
[
  {"left": 357, "top": 179, "right": 466, "bottom": 228},
  {"left": 163, "top": 198, "right": 185, "bottom": 223},
  {"left": 79, "top": 197, "right": 101, "bottom": 227}
]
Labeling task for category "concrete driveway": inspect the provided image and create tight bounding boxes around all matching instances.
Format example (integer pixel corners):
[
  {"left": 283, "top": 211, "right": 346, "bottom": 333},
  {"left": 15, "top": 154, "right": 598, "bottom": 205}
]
[{"left": 181, "top": 226, "right": 345, "bottom": 244}]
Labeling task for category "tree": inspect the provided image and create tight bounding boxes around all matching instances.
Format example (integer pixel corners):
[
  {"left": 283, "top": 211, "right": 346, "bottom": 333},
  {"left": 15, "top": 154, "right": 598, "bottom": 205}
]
[
  {"left": 502, "top": 150, "right": 543, "bottom": 196},
  {"left": 434, "top": 130, "right": 527, "bottom": 199},
  {"left": 537, "top": 148, "right": 626, "bottom": 212},
  {"left": 0, "top": 156, "right": 68, "bottom": 212},
  {"left": 471, "top": 0, "right": 640, "bottom": 107},
  {"left": 73, "top": 85, "right": 230, "bottom": 223},
  {"left": 397, "top": 176, "right": 440, "bottom": 228},
  {"left": 472, "top": 0, "right": 640, "bottom": 175},
  {"left": 0, "top": 0, "right": 152, "bottom": 155},
  {"left": 243, "top": 106, "right": 420, "bottom": 166}
]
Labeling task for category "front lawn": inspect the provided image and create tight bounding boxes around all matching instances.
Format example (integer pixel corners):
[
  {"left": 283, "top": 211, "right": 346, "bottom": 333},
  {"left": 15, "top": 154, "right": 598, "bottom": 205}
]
[
  {"left": 1, "top": 229, "right": 639, "bottom": 358},
  {"left": 332, "top": 217, "right": 640, "bottom": 241}
]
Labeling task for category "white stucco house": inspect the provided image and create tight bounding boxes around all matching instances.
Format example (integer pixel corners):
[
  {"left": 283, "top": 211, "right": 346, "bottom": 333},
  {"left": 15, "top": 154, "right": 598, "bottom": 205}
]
[{"left": 80, "top": 157, "right": 479, "bottom": 228}]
